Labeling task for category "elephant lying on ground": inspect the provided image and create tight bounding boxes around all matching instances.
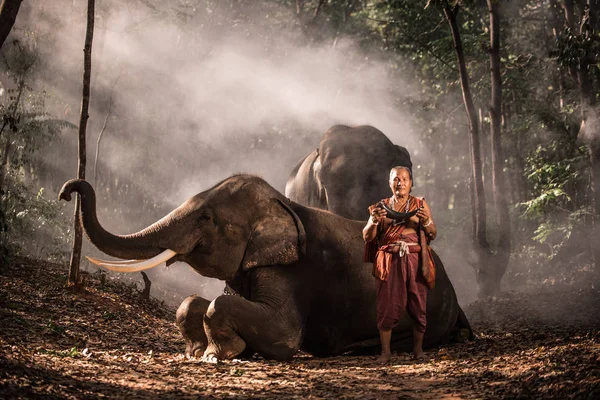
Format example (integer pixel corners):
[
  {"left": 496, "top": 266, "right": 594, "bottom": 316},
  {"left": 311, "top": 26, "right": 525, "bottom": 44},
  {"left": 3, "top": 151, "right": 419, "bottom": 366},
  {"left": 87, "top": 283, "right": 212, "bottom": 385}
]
[
  {"left": 286, "top": 124, "right": 412, "bottom": 219},
  {"left": 59, "top": 174, "right": 470, "bottom": 362}
]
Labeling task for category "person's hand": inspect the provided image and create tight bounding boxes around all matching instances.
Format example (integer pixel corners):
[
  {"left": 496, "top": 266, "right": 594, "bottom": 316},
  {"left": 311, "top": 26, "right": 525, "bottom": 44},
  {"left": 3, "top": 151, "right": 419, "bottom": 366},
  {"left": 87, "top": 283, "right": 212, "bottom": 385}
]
[
  {"left": 370, "top": 207, "right": 387, "bottom": 225},
  {"left": 416, "top": 206, "right": 431, "bottom": 225}
]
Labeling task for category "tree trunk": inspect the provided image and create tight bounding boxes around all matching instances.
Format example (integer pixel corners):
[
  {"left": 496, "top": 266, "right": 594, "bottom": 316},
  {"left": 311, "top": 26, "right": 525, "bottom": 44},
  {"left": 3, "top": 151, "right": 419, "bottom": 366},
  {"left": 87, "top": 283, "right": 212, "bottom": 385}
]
[
  {"left": 575, "top": 2, "right": 600, "bottom": 271},
  {"left": 313, "top": 0, "right": 326, "bottom": 19},
  {"left": 563, "top": 0, "right": 578, "bottom": 29},
  {"left": 94, "top": 83, "right": 116, "bottom": 188},
  {"left": 590, "top": 140, "right": 600, "bottom": 271},
  {"left": 140, "top": 271, "right": 151, "bottom": 300},
  {"left": 562, "top": 0, "right": 581, "bottom": 83},
  {"left": 0, "top": 0, "right": 23, "bottom": 50},
  {"left": 548, "top": 0, "right": 566, "bottom": 110},
  {"left": 487, "top": 0, "right": 511, "bottom": 295},
  {"left": 441, "top": 2, "right": 493, "bottom": 291},
  {"left": 296, "top": 0, "right": 304, "bottom": 16},
  {"left": 68, "top": 0, "right": 95, "bottom": 288},
  {"left": 0, "top": 78, "right": 24, "bottom": 195}
]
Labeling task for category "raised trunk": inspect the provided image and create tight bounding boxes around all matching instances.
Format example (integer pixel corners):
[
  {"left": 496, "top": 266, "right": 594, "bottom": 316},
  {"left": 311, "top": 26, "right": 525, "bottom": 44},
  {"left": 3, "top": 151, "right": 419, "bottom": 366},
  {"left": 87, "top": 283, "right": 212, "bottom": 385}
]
[{"left": 60, "top": 179, "right": 168, "bottom": 260}]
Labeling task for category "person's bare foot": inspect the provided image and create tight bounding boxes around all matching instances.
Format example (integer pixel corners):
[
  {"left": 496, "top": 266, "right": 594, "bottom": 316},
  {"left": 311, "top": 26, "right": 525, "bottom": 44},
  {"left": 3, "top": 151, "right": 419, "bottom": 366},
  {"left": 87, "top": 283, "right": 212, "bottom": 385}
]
[
  {"left": 376, "top": 352, "right": 392, "bottom": 365},
  {"left": 412, "top": 350, "right": 427, "bottom": 362}
]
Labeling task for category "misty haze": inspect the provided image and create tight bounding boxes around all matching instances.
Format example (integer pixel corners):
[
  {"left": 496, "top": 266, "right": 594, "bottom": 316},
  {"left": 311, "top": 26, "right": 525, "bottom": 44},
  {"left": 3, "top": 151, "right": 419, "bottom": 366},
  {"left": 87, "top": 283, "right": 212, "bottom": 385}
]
[{"left": 0, "top": 1, "right": 598, "bottom": 399}]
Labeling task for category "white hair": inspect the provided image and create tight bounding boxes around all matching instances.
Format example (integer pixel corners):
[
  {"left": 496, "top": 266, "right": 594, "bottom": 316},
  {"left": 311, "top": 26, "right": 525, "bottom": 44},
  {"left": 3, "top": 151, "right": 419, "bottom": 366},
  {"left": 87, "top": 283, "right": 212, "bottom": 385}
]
[{"left": 389, "top": 166, "right": 412, "bottom": 181}]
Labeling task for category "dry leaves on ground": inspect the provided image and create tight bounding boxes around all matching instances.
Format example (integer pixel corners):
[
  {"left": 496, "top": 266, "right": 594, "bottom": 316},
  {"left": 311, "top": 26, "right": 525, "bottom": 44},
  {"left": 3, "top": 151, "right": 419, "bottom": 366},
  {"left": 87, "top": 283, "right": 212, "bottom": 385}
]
[{"left": 0, "top": 257, "right": 598, "bottom": 399}]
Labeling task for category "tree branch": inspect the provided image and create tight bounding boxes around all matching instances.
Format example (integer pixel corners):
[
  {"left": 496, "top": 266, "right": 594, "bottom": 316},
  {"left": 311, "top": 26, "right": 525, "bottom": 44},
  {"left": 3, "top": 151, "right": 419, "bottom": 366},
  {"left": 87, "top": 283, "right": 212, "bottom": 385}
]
[{"left": 364, "top": 16, "right": 455, "bottom": 71}]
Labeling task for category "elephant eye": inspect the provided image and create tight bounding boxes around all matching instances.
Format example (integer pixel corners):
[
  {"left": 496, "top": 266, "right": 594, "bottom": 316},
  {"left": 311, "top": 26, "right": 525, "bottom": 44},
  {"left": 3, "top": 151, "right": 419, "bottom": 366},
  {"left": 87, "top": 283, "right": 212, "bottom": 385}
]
[{"left": 199, "top": 213, "right": 212, "bottom": 223}]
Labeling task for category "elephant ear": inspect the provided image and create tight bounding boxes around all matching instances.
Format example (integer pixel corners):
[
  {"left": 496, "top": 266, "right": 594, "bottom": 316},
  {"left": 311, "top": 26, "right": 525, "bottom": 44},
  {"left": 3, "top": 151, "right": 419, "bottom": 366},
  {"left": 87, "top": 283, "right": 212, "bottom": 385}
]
[{"left": 242, "top": 198, "right": 306, "bottom": 270}]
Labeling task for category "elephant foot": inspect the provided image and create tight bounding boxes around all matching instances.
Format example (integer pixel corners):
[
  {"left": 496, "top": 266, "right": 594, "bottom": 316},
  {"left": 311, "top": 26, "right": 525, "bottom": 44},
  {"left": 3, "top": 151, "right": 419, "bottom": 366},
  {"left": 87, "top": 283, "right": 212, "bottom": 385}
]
[
  {"left": 201, "top": 352, "right": 219, "bottom": 364},
  {"left": 185, "top": 342, "right": 207, "bottom": 359},
  {"left": 202, "top": 332, "right": 247, "bottom": 362}
]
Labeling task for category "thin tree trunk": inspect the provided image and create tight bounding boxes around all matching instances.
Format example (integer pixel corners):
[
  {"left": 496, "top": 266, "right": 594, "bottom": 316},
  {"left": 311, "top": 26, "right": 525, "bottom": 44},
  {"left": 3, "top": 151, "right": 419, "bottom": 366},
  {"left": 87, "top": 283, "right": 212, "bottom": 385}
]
[
  {"left": 487, "top": 0, "right": 511, "bottom": 295},
  {"left": 0, "top": 0, "right": 23, "bottom": 51},
  {"left": 93, "top": 99, "right": 111, "bottom": 188},
  {"left": 0, "top": 78, "right": 24, "bottom": 195},
  {"left": 479, "top": 107, "right": 487, "bottom": 187},
  {"left": 94, "top": 75, "right": 119, "bottom": 187},
  {"left": 68, "top": 0, "right": 95, "bottom": 288},
  {"left": 548, "top": 0, "right": 566, "bottom": 110},
  {"left": 575, "top": 2, "right": 600, "bottom": 270},
  {"left": 563, "top": 0, "right": 581, "bottom": 83},
  {"left": 313, "top": 0, "right": 325, "bottom": 19},
  {"left": 563, "top": 0, "right": 578, "bottom": 28},
  {"left": 296, "top": 0, "right": 303, "bottom": 16},
  {"left": 442, "top": 3, "right": 491, "bottom": 272},
  {"left": 140, "top": 271, "right": 151, "bottom": 300},
  {"left": 590, "top": 140, "right": 600, "bottom": 271}
]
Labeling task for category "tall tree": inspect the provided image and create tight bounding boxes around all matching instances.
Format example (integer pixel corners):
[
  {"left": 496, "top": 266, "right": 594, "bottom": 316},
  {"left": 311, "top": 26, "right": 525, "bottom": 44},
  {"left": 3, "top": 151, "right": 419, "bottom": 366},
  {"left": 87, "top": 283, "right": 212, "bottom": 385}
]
[
  {"left": 437, "top": 0, "right": 497, "bottom": 295},
  {"left": 574, "top": 2, "right": 600, "bottom": 270},
  {"left": 68, "top": 0, "right": 95, "bottom": 288},
  {"left": 0, "top": 0, "right": 23, "bottom": 50},
  {"left": 433, "top": 0, "right": 514, "bottom": 296},
  {"left": 486, "top": 0, "right": 511, "bottom": 294}
]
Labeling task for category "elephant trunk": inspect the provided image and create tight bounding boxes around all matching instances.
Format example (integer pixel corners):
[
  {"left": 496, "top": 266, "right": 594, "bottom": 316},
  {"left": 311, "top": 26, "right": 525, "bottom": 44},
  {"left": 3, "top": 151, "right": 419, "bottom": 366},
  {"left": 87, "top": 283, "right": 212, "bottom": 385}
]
[{"left": 59, "top": 179, "right": 176, "bottom": 261}]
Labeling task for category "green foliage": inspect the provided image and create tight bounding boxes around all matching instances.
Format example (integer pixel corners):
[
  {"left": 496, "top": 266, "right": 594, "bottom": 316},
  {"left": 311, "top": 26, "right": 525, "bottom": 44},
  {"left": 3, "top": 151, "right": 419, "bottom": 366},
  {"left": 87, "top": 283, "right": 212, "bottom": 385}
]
[
  {"left": 2, "top": 180, "right": 72, "bottom": 257},
  {"left": 39, "top": 346, "right": 81, "bottom": 358},
  {"left": 522, "top": 142, "right": 588, "bottom": 216},
  {"left": 554, "top": 28, "right": 600, "bottom": 74},
  {"left": 46, "top": 318, "right": 66, "bottom": 335},
  {"left": 519, "top": 140, "right": 591, "bottom": 258},
  {"left": 0, "top": 37, "right": 75, "bottom": 260},
  {"left": 102, "top": 311, "right": 119, "bottom": 321}
]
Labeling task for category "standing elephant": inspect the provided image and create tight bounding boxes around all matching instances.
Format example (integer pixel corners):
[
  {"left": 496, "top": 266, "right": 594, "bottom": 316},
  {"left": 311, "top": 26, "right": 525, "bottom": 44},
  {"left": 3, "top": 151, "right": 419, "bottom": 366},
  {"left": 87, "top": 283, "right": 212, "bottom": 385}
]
[
  {"left": 59, "top": 175, "right": 469, "bottom": 362},
  {"left": 285, "top": 125, "right": 412, "bottom": 220}
]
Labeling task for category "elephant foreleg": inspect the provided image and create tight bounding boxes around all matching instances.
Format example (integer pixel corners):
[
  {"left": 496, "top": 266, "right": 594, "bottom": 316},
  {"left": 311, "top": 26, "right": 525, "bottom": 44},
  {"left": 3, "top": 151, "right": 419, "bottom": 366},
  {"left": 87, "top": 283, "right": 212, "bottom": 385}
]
[
  {"left": 176, "top": 295, "right": 210, "bottom": 358},
  {"left": 202, "top": 295, "right": 303, "bottom": 362}
]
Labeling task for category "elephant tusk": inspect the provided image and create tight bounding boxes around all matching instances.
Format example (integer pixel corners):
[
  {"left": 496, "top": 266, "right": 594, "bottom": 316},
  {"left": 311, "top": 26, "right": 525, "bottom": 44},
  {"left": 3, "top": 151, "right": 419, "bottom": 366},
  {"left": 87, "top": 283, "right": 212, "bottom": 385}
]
[
  {"left": 86, "top": 256, "right": 145, "bottom": 265},
  {"left": 85, "top": 249, "right": 177, "bottom": 273}
]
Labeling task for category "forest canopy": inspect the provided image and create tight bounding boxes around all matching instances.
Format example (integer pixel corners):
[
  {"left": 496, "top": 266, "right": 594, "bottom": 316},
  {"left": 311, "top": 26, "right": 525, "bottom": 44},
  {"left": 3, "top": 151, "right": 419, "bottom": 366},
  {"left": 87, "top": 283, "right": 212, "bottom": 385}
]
[{"left": 0, "top": 0, "right": 598, "bottom": 301}]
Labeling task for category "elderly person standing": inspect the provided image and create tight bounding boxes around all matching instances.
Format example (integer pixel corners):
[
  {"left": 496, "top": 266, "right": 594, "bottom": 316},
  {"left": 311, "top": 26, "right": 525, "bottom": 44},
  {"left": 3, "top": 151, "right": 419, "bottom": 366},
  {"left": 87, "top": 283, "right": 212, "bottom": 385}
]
[{"left": 362, "top": 166, "right": 437, "bottom": 364}]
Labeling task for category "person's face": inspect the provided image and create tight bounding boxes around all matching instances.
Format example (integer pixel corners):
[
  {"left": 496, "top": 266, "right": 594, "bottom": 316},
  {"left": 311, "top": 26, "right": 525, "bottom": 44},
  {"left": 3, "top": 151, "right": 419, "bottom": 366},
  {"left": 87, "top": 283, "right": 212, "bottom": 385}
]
[{"left": 389, "top": 168, "right": 412, "bottom": 198}]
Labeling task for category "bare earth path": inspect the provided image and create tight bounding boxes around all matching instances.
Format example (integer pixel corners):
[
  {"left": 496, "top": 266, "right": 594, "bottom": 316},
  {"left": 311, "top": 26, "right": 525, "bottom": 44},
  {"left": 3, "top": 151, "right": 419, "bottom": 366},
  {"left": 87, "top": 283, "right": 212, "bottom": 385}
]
[{"left": 0, "top": 258, "right": 598, "bottom": 399}]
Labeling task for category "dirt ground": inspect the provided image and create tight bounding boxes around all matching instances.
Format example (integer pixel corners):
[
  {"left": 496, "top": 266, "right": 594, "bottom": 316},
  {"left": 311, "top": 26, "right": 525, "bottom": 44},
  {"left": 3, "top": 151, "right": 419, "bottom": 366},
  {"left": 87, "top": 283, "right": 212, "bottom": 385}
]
[{"left": 0, "top": 257, "right": 599, "bottom": 399}]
